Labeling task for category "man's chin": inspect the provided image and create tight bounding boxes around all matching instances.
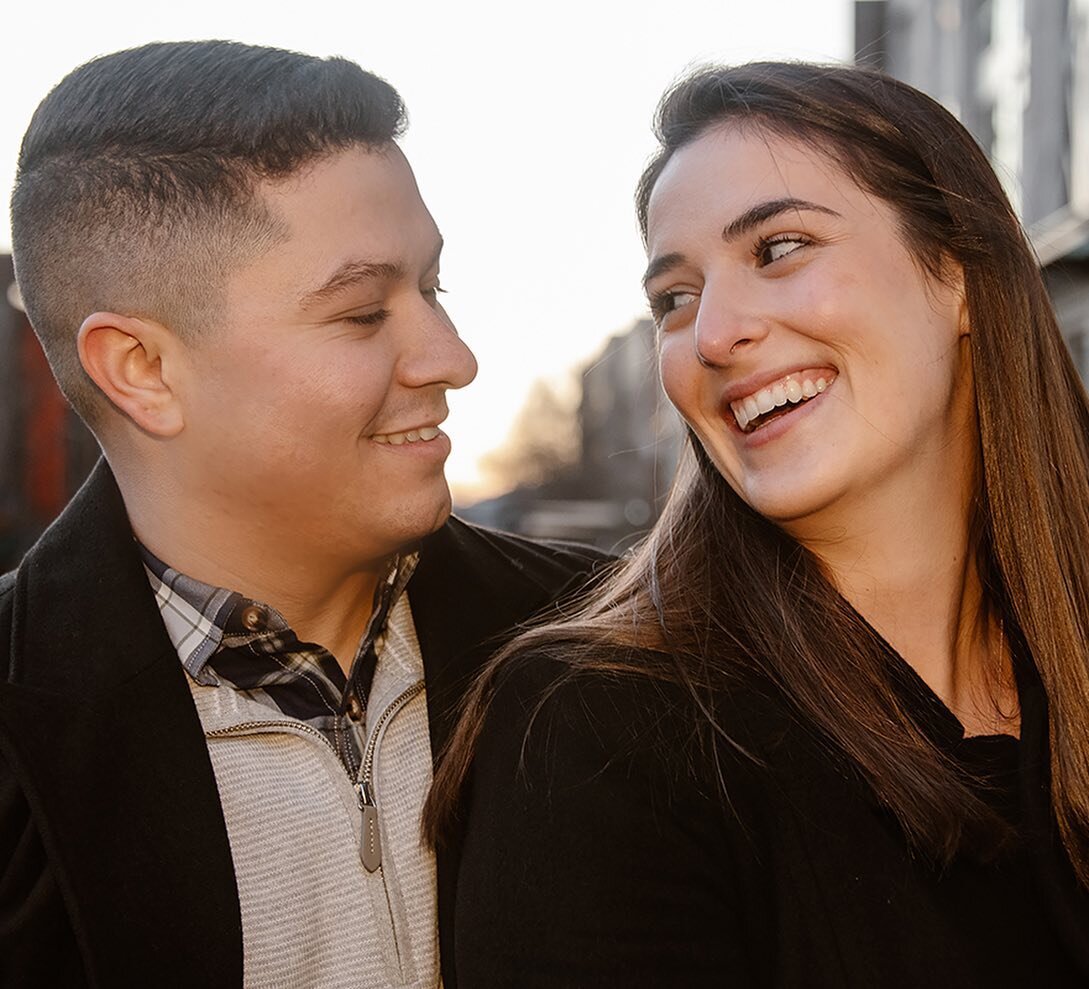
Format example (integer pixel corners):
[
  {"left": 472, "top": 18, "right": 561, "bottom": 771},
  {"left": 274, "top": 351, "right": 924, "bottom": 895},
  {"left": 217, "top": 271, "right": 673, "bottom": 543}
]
[
  {"left": 397, "top": 488, "right": 454, "bottom": 546},
  {"left": 421, "top": 492, "right": 453, "bottom": 536}
]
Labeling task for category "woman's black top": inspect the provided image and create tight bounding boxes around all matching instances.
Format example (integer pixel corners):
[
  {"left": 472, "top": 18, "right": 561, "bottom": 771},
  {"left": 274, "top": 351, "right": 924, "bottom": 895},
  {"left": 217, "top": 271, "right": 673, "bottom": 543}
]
[{"left": 451, "top": 647, "right": 1089, "bottom": 987}]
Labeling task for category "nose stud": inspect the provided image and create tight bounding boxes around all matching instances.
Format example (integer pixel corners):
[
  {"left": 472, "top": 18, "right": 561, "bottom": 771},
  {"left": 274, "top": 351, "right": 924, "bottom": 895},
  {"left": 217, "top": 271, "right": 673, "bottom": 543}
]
[{"left": 697, "top": 335, "right": 752, "bottom": 367}]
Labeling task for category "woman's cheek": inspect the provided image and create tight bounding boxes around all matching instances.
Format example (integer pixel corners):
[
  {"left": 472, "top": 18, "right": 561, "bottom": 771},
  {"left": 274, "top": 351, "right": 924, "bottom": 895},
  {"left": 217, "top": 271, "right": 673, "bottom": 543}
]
[{"left": 658, "top": 335, "right": 701, "bottom": 423}]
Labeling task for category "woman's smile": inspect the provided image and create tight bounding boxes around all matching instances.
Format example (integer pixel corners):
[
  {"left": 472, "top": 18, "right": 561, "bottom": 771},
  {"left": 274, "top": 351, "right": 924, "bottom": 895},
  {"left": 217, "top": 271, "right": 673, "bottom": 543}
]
[{"left": 727, "top": 368, "right": 836, "bottom": 433}]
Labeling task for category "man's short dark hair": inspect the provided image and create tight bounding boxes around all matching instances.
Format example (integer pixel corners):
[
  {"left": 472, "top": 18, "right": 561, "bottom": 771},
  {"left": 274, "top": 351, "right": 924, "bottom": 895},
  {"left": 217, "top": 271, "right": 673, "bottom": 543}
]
[{"left": 10, "top": 40, "right": 406, "bottom": 424}]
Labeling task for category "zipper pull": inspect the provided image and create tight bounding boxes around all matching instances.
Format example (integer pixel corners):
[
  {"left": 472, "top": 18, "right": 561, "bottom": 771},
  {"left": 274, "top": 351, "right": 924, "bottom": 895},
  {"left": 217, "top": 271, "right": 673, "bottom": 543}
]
[{"left": 357, "top": 780, "right": 382, "bottom": 872}]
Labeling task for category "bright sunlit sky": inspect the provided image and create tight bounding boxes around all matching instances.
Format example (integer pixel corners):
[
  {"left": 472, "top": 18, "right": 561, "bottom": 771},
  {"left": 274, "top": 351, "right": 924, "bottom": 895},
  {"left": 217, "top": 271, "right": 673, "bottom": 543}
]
[{"left": 2, "top": 1, "right": 850, "bottom": 501}]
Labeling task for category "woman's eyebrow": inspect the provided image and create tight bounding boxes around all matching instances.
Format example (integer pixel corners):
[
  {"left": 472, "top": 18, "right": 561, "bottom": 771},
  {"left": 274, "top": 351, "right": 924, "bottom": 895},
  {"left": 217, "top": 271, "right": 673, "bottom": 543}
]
[
  {"left": 722, "top": 197, "right": 841, "bottom": 242},
  {"left": 644, "top": 198, "right": 842, "bottom": 289},
  {"left": 642, "top": 252, "right": 687, "bottom": 291}
]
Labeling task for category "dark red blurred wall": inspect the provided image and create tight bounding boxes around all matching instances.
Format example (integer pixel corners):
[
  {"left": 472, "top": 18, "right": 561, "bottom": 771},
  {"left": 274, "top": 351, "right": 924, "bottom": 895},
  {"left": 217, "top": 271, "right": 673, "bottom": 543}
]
[{"left": 1, "top": 255, "right": 99, "bottom": 570}]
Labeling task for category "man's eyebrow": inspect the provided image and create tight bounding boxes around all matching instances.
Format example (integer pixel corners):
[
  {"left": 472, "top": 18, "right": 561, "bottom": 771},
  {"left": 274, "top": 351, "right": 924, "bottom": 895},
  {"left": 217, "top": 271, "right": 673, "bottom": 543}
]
[
  {"left": 298, "top": 238, "right": 444, "bottom": 310},
  {"left": 643, "top": 199, "right": 840, "bottom": 290},
  {"left": 722, "top": 197, "right": 840, "bottom": 241},
  {"left": 299, "top": 259, "right": 404, "bottom": 309}
]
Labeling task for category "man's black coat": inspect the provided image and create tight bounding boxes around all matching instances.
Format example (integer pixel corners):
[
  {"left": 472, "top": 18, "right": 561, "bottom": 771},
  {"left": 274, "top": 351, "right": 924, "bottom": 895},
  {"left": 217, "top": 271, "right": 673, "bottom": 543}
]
[{"left": 0, "top": 461, "right": 607, "bottom": 987}]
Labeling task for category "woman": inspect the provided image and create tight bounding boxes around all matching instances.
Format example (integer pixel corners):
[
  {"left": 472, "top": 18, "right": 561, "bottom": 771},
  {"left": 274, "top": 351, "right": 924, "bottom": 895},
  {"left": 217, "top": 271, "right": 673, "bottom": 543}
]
[{"left": 428, "top": 63, "right": 1089, "bottom": 987}]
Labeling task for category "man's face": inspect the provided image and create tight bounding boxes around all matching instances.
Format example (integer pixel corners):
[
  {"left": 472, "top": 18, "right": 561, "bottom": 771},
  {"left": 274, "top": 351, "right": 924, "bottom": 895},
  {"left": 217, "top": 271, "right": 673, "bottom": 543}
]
[{"left": 174, "top": 144, "right": 477, "bottom": 570}]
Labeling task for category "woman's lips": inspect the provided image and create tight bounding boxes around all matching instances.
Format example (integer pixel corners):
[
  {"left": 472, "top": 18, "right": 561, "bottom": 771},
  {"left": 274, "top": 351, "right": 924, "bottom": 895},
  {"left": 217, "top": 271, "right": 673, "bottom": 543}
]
[{"left": 729, "top": 370, "right": 837, "bottom": 433}]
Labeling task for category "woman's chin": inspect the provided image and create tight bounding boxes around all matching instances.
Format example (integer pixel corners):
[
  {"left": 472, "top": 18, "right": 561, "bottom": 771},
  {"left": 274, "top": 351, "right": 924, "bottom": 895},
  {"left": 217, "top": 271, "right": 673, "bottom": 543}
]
[{"left": 729, "top": 474, "right": 845, "bottom": 533}]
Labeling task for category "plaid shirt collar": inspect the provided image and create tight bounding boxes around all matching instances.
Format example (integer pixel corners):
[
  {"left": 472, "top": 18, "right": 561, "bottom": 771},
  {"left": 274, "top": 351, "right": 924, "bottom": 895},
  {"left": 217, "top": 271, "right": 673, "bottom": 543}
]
[{"left": 140, "top": 543, "right": 418, "bottom": 698}]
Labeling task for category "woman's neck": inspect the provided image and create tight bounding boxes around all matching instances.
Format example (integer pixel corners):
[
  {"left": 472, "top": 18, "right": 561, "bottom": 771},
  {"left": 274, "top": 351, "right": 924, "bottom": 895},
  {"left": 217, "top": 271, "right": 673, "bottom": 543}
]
[{"left": 787, "top": 462, "right": 1018, "bottom": 737}]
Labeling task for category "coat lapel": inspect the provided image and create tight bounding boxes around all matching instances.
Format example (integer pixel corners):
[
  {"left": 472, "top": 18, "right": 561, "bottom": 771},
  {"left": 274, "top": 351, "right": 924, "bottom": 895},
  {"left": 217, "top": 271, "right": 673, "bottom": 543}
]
[
  {"left": 410, "top": 517, "right": 609, "bottom": 989},
  {"left": 0, "top": 461, "right": 242, "bottom": 987},
  {"left": 411, "top": 517, "right": 605, "bottom": 763}
]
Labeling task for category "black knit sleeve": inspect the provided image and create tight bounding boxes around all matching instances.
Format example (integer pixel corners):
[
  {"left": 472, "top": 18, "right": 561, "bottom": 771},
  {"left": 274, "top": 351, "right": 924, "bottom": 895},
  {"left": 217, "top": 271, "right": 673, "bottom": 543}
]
[{"left": 453, "top": 654, "right": 767, "bottom": 988}]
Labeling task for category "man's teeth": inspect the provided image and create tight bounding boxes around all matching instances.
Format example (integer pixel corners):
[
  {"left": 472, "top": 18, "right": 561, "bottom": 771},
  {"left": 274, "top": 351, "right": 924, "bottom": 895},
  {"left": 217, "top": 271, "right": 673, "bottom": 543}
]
[
  {"left": 372, "top": 426, "right": 442, "bottom": 445},
  {"left": 731, "top": 376, "right": 829, "bottom": 432}
]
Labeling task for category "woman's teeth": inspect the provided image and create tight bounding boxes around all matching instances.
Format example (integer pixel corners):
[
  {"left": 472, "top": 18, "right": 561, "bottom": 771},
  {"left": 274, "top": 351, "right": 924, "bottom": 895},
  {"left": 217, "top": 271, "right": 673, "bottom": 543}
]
[
  {"left": 731, "top": 375, "right": 830, "bottom": 432},
  {"left": 372, "top": 426, "right": 441, "bottom": 445}
]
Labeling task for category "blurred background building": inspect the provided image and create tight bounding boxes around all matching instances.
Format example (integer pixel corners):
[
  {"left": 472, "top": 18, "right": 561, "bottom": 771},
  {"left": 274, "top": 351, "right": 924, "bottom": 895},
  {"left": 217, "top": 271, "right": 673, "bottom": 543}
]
[
  {"left": 856, "top": 0, "right": 1089, "bottom": 365},
  {"left": 1, "top": 262, "right": 98, "bottom": 570},
  {"left": 4, "top": 0, "right": 1089, "bottom": 562},
  {"left": 460, "top": 319, "right": 684, "bottom": 552}
]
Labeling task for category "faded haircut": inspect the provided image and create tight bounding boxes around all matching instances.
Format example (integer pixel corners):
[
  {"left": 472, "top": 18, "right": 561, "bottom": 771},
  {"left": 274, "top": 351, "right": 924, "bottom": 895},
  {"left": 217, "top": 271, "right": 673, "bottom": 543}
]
[{"left": 10, "top": 40, "right": 406, "bottom": 424}]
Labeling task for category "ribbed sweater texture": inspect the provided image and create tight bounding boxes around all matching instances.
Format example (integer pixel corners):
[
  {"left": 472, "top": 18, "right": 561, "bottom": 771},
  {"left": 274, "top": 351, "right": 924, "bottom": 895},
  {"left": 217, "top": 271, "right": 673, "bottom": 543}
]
[{"left": 186, "top": 595, "right": 439, "bottom": 988}]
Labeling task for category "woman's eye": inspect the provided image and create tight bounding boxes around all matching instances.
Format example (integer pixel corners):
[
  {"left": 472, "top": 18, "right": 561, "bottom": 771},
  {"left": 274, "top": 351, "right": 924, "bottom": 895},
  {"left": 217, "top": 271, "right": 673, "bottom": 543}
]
[
  {"left": 650, "top": 289, "right": 699, "bottom": 324},
  {"left": 756, "top": 236, "right": 809, "bottom": 266}
]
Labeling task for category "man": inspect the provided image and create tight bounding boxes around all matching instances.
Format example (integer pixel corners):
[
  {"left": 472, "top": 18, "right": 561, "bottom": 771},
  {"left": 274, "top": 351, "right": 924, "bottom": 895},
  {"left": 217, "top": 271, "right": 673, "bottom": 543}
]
[{"left": 0, "top": 42, "right": 605, "bottom": 987}]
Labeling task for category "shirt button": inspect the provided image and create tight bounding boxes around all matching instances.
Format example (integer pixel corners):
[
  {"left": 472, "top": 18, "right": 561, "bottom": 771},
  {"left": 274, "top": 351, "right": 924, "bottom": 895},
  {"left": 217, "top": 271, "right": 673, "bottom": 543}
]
[
  {"left": 240, "top": 605, "right": 266, "bottom": 632},
  {"left": 346, "top": 695, "right": 365, "bottom": 722}
]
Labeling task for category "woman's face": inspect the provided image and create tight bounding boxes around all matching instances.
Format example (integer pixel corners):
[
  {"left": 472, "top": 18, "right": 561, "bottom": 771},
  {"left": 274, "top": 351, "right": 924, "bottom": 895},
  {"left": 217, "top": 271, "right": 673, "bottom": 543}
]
[{"left": 646, "top": 124, "right": 974, "bottom": 538}]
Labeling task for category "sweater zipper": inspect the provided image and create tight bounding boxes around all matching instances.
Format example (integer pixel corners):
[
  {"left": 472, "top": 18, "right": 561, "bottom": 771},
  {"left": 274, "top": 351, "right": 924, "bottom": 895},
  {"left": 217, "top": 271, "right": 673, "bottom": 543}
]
[
  {"left": 204, "top": 679, "right": 425, "bottom": 874},
  {"left": 356, "top": 680, "right": 425, "bottom": 872}
]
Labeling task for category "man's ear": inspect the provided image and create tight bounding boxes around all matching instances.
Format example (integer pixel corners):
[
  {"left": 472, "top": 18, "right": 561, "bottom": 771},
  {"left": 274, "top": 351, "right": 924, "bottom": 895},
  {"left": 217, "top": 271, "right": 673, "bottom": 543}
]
[{"left": 77, "top": 312, "right": 186, "bottom": 437}]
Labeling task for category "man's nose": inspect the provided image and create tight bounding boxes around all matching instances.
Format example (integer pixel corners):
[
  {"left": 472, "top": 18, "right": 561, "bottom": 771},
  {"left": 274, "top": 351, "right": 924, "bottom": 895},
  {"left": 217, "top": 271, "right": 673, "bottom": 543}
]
[
  {"left": 402, "top": 304, "right": 478, "bottom": 391},
  {"left": 692, "top": 284, "right": 771, "bottom": 368}
]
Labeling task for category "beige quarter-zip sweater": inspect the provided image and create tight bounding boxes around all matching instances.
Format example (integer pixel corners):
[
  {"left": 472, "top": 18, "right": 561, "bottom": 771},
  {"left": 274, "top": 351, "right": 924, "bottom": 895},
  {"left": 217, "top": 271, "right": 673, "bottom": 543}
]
[{"left": 183, "top": 594, "right": 438, "bottom": 988}]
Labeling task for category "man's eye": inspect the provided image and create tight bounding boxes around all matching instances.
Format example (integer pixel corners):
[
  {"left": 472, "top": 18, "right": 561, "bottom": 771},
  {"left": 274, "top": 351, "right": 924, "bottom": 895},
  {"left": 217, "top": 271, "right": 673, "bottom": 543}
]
[
  {"left": 423, "top": 284, "right": 448, "bottom": 305},
  {"left": 755, "top": 235, "right": 809, "bottom": 266},
  {"left": 345, "top": 309, "right": 390, "bottom": 327}
]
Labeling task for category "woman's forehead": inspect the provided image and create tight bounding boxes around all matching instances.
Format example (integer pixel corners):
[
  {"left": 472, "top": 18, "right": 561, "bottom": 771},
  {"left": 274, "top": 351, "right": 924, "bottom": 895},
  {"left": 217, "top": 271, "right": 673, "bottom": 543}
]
[{"left": 645, "top": 125, "right": 876, "bottom": 246}]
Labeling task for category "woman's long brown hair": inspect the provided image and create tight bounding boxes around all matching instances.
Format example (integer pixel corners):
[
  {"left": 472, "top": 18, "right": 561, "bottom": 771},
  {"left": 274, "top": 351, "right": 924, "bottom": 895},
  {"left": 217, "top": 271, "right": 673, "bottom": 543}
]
[{"left": 426, "top": 62, "right": 1089, "bottom": 885}]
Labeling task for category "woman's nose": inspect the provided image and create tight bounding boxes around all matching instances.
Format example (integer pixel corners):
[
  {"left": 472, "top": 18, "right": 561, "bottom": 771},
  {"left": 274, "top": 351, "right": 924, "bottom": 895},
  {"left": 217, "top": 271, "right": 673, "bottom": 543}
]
[{"left": 692, "top": 287, "right": 771, "bottom": 368}]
